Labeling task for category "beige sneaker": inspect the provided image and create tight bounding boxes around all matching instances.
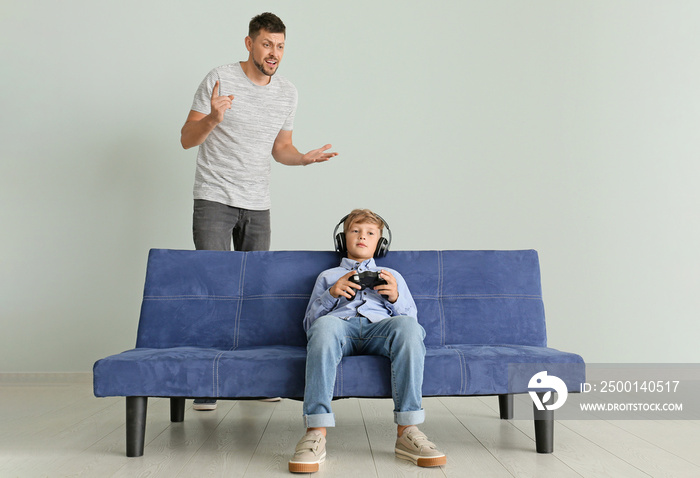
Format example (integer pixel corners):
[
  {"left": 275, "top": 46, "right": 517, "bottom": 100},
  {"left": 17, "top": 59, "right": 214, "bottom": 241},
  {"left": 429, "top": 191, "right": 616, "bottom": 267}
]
[
  {"left": 288, "top": 430, "right": 326, "bottom": 473},
  {"left": 395, "top": 426, "right": 446, "bottom": 467}
]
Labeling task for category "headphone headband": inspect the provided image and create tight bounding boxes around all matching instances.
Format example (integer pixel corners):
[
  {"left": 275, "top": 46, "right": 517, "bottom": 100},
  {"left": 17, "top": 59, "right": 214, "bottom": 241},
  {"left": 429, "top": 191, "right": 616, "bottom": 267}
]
[{"left": 333, "top": 212, "right": 392, "bottom": 258}]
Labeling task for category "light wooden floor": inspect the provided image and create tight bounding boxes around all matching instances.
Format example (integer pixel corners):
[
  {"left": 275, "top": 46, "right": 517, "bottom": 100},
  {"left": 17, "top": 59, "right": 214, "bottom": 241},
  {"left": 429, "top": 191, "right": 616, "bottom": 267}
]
[{"left": 0, "top": 374, "right": 698, "bottom": 478}]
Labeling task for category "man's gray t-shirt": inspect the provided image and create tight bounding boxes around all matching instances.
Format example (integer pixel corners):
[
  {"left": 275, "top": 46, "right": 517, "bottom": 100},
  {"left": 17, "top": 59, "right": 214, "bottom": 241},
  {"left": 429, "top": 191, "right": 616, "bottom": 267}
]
[{"left": 191, "top": 62, "right": 298, "bottom": 210}]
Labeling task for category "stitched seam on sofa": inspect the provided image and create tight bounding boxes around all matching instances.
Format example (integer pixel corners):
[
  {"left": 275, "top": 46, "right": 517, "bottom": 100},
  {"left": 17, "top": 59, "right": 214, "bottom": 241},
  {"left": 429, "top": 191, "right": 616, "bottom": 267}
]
[
  {"left": 461, "top": 348, "right": 468, "bottom": 394},
  {"left": 438, "top": 251, "right": 445, "bottom": 346},
  {"left": 336, "top": 360, "right": 343, "bottom": 397},
  {"left": 442, "top": 294, "right": 542, "bottom": 299},
  {"left": 496, "top": 344, "right": 561, "bottom": 352},
  {"left": 213, "top": 351, "right": 224, "bottom": 397},
  {"left": 412, "top": 295, "right": 542, "bottom": 300},
  {"left": 458, "top": 347, "right": 468, "bottom": 394},
  {"left": 234, "top": 254, "right": 247, "bottom": 350},
  {"left": 141, "top": 295, "right": 312, "bottom": 300},
  {"left": 140, "top": 294, "right": 541, "bottom": 300},
  {"left": 449, "top": 344, "right": 542, "bottom": 348},
  {"left": 142, "top": 296, "right": 239, "bottom": 300},
  {"left": 446, "top": 345, "right": 467, "bottom": 394}
]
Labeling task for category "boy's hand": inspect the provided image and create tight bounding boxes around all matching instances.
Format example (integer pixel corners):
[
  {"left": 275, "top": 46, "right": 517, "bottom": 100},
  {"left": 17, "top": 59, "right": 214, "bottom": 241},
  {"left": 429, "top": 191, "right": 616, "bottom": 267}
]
[
  {"left": 330, "top": 271, "right": 362, "bottom": 300},
  {"left": 374, "top": 270, "right": 399, "bottom": 303}
]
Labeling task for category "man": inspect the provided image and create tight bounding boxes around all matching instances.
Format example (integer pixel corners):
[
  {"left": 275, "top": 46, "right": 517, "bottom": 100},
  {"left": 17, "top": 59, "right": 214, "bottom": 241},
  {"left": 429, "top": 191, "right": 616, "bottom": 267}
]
[
  {"left": 181, "top": 11, "right": 337, "bottom": 252},
  {"left": 181, "top": 12, "right": 337, "bottom": 410}
]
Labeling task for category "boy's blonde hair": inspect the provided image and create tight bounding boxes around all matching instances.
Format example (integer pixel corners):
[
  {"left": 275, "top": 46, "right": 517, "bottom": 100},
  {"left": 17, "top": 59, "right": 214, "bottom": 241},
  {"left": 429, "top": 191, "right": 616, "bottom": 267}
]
[{"left": 343, "top": 209, "right": 384, "bottom": 235}]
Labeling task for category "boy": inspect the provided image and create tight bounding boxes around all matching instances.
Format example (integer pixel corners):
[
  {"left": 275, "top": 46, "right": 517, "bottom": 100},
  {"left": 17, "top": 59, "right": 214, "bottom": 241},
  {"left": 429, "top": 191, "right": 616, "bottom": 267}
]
[{"left": 289, "top": 209, "right": 446, "bottom": 473}]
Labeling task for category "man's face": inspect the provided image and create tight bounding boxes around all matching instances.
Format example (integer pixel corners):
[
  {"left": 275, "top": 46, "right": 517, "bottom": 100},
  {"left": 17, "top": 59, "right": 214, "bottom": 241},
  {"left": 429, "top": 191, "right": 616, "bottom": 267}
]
[
  {"left": 247, "top": 29, "right": 285, "bottom": 77},
  {"left": 345, "top": 221, "right": 382, "bottom": 262}
]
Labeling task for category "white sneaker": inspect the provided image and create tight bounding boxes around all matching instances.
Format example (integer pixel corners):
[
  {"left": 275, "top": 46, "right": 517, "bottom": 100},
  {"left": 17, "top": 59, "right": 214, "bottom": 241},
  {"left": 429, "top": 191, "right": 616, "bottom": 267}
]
[{"left": 193, "top": 399, "right": 217, "bottom": 411}]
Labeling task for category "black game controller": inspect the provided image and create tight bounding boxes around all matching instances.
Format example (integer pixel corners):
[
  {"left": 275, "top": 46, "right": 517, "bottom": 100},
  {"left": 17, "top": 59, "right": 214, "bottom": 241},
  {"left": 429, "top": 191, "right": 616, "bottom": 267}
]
[{"left": 349, "top": 271, "right": 387, "bottom": 289}]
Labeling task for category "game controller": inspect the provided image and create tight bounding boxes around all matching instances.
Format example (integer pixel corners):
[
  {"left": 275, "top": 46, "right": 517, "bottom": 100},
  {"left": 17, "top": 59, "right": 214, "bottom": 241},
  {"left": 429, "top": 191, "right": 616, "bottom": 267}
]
[{"left": 349, "top": 271, "right": 387, "bottom": 289}]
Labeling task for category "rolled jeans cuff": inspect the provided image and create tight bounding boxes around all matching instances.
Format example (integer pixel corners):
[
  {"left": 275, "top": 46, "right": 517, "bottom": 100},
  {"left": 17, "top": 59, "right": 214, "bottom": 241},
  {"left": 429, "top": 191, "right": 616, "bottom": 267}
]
[
  {"left": 304, "top": 412, "right": 336, "bottom": 428},
  {"left": 394, "top": 409, "right": 425, "bottom": 426}
]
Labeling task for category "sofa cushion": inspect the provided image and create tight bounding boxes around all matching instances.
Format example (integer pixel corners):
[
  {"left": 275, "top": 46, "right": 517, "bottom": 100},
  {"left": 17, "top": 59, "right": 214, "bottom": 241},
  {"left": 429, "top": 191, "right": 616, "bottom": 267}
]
[
  {"left": 93, "top": 344, "right": 583, "bottom": 398},
  {"left": 135, "top": 249, "right": 548, "bottom": 349}
]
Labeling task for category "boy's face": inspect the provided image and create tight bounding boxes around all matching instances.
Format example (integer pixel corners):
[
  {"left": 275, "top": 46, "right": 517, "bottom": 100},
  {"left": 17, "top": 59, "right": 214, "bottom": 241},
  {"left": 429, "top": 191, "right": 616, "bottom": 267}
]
[{"left": 345, "top": 221, "right": 382, "bottom": 262}]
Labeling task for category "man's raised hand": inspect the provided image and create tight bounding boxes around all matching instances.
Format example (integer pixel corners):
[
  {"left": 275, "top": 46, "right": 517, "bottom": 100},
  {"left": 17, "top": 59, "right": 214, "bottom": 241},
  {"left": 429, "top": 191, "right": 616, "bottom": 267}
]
[
  {"left": 302, "top": 144, "right": 338, "bottom": 165},
  {"left": 210, "top": 81, "right": 235, "bottom": 124}
]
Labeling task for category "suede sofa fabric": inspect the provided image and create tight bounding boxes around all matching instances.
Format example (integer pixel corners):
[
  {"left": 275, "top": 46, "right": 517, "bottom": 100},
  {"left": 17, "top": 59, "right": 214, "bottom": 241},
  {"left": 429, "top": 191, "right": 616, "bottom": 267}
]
[{"left": 93, "top": 249, "right": 584, "bottom": 400}]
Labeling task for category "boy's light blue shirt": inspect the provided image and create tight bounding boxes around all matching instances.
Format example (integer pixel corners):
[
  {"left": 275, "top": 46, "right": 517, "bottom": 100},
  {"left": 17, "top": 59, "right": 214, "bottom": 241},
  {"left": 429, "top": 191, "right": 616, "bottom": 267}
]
[{"left": 303, "top": 257, "right": 418, "bottom": 331}]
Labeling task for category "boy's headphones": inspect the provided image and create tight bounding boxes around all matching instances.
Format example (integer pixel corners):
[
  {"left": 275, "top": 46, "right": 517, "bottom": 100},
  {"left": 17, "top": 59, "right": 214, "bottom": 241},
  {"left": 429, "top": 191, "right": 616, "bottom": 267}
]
[{"left": 333, "top": 213, "right": 392, "bottom": 258}]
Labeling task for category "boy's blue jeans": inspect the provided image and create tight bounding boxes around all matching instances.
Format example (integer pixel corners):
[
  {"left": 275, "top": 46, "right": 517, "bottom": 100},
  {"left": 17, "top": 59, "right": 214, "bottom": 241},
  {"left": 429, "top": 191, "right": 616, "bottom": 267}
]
[{"left": 303, "top": 315, "right": 426, "bottom": 428}]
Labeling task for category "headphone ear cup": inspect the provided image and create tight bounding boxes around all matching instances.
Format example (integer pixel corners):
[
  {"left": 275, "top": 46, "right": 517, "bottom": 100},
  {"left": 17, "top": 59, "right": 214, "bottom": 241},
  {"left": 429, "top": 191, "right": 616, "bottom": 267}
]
[
  {"left": 374, "top": 237, "right": 389, "bottom": 258},
  {"left": 335, "top": 232, "right": 346, "bottom": 254}
]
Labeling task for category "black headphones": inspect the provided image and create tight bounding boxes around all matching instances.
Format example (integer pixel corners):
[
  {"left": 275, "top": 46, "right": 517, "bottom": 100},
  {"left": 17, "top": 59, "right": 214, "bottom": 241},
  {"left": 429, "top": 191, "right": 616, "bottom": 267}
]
[{"left": 333, "top": 213, "right": 392, "bottom": 258}]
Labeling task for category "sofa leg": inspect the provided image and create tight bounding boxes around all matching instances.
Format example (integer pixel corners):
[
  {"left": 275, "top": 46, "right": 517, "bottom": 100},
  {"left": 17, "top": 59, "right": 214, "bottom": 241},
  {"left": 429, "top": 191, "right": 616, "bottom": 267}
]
[
  {"left": 126, "top": 396, "right": 148, "bottom": 457},
  {"left": 170, "top": 397, "right": 185, "bottom": 422},
  {"left": 533, "top": 392, "right": 554, "bottom": 453},
  {"left": 498, "top": 394, "right": 513, "bottom": 419}
]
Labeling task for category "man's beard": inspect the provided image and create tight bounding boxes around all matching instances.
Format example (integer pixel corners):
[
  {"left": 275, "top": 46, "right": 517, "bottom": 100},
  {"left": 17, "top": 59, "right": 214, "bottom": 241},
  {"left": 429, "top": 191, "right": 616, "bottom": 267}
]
[{"left": 253, "top": 57, "right": 278, "bottom": 77}]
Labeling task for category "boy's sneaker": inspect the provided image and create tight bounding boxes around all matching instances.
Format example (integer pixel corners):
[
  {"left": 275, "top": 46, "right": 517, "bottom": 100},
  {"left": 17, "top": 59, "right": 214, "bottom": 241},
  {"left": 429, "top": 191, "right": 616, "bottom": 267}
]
[
  {"left": 395, "top": 426, "right": 446, "bottom": 467},
  {"left": 193, "top": 399, "right": 217, "bottom": 411},
  {"left": 288, "top": 430, "right": 326, "bottom": 473}
]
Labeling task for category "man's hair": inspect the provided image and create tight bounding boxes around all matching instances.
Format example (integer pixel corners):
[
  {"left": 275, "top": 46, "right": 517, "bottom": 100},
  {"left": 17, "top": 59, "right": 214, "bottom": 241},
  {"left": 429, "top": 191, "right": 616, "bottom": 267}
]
[
  {"left": 249, "top": 12, "right": 286, "bottom": 38},
  {"left": 344, "top": 209, "right": 384, "bottom": 235}
]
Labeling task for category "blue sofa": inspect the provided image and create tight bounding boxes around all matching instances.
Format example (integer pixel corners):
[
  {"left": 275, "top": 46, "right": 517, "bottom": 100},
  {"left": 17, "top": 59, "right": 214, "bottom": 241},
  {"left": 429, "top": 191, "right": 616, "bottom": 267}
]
[{"left": 93, "top": 249, "right": 584, "bottom": 457}]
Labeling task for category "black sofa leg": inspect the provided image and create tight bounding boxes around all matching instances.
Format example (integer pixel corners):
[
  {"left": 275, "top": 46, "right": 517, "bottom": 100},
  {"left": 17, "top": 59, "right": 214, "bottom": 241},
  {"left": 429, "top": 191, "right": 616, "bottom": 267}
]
[
  {"left": 126, "top": 396, "right": 148, "bottom": 457},
  {"left": 170, "top": 397, "right": 186, "bottom": 422},
  {"left": 498, "top": 394, "right": 513, "bottom": 419},
  {"left": 533, "top": 392, "right": 554, "bottom": 453}
]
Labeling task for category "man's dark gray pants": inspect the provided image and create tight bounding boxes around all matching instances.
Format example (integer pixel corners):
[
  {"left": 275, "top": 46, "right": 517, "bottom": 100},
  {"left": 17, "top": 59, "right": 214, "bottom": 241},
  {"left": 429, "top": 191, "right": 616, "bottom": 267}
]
[{"left": 193, "top": 199, "right": 271, "bottom": 252}]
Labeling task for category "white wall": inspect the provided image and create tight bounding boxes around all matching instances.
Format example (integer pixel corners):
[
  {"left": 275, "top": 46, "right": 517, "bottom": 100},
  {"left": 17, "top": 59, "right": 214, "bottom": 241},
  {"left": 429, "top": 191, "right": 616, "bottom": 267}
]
[{"left": 1, "top": 0, "right": 698, "bottom": 372}]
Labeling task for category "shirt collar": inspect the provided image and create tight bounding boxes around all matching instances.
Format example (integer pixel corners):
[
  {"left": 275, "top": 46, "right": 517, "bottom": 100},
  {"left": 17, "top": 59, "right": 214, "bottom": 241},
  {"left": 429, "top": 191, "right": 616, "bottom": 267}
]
[{"left": 340, "top": 257, "right": 377, "bottom": 271}]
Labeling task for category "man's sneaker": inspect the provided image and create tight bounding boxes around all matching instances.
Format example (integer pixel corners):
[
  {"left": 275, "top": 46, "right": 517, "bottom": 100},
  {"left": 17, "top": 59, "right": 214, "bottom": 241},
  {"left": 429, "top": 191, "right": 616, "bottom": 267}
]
[
  {"left": 288, "top": 430, "right": 326, "bottom": 473},
  {"left": 193, "top": 399, "right": 217, "bottom": 411},
  {"left": 395, "top": 426, "right": 446, "bottom": 467}
]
